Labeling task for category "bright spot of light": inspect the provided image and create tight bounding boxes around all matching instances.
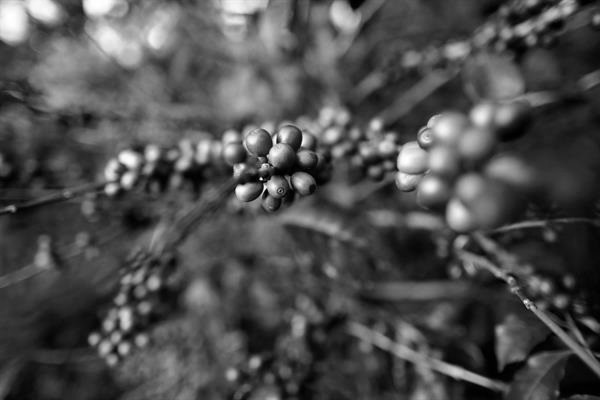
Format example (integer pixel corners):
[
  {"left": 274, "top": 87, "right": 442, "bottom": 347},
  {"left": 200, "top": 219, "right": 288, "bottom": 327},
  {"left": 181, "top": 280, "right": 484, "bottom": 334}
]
[
  {"left": 83, "top": 0, "right": 128, "bottom": 19},
  {"left": 329, "top": 0, "right": 362, "bottom": 34},
  {"left": 87, "top": 21, "right": 143, "bottom": 69},
  {"left": 218, "top": 0, "right": 269, "bottom": 15},
  {"left": 145, "top": 6, "right": 180, "bottom": 55},
  {"left": 0, "top": 0, "right": 30, "bottom": 45},
  {"left": 26, "top": 0, "right": 64, "bottom": 26}
]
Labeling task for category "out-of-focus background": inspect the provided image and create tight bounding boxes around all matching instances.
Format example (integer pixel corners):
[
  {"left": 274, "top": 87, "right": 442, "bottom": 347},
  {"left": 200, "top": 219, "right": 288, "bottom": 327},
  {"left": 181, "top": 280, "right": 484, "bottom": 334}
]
[{"left": 1, "top": 0, "right": 600, "bottom": 399}]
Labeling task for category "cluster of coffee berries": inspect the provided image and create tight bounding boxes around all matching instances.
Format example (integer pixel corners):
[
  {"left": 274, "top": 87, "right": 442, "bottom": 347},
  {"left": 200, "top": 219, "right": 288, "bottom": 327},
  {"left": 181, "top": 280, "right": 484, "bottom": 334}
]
[
  {"left": 231, "top": 124, "right": 329, "bottom": 212},
  {"left": 473, "top": 0, "right": 584, "bottom": 52},
  {"left": 88, "top": 249, "right": 181, "bottom": 366},
  {"left": 523, "top": 270, "right": 581, "bottom": 312},
  {"left": 295, "top": 106, "right": 402, "bottom": 182},
  {"left": 103, "top": 137, "right": 229, "bottom": 196},
  {"left": 396, "top": 100, "right": 535, "bottom": 232}
]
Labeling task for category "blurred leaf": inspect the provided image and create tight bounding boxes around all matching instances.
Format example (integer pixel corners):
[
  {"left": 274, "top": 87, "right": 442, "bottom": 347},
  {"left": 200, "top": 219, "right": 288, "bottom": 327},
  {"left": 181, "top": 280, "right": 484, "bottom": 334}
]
[
  {"left": 506, "top": 351, "right": 571, "bottom": 400},
  {"left": 495, "top": 313, "right": 550, "bottom": 371},
  {"left": 462, "top": 53, "right": 525, "bottom": 101},
  {"left": 565, "top": 396, "right": 600, "bottom": 400}
]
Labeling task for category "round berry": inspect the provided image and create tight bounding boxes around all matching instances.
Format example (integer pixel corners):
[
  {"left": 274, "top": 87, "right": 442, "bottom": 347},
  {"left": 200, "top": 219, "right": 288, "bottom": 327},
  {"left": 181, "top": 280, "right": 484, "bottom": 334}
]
[
  {"left": 458, "top": 126, "right": 497, "bottom": 165},
  {"left": 417, "top": 126, "right": 434, "bottom": 149},
  {"left": 367, "top": 164, "right": 385, "bottom": 181},
  {"left": 454, "top": 173, "right": 487, "bottom": 205},
  {"left": 484, "top": 154, "right": 539, "bottom": 193},
  {"left": 235, "top": 182, "right": 264, "bottom": 202},
  {"left": 277, "top": 125, "right": 303, "bottom": 151},
  {"left": 291, "top": 172, "right": 317, "bottom": 196},
  {"left": 359, "top": 144, "right": 381, "bottom": 165},
  {"left": 395, "top": 172, "right": 422, "bottom": 192},
  {"left": 428, "top": 112, "right": 469, "bottom": 146},
  {"left": 397, "top": 141, "right": 429, "bottom": 174},
  {"left": 301, "top": 132, "right": 318, "bottom": 151},
  {"left": 233, "top": 163, "right": 257, "bottom": 183},
  {"left": 266, "top": 175, "right": 291, "bottom": 199},
  {"left": 222, "top": 129, "right": 242, "bottom": 145},
  {"left": 268, "top": 143, "right": 297, "bottom": 172},
  {"left": 493, "top": 100, "right": 532, "bottom": 141},
  {"left": 416, "top": 174, "right": 452, "bottom": 209},
  {"left": 378, "top": 139, "right": 398, "bottom": 159},
  {"left": 296, "top": 149, "right": 319, "bottom": 171},
  {"left": 470, "top": 101, "right": 497, "bottom": 129},
  {"left": 244, "top": 128, "right": 273, "bottom": 156},
  {"left": 223, "top": 142, "right": 247, "bottom": 166},
  {"left": 323, "top": 126, "right": 344, "bottom": 145},
  {"left": 262, "top": 193, "right": 282, "bottom": 212},
  {"left": 428, "top": 146, "right": 461, "bottom": 178},
  {"left": 446, "top": 197, "right": 478, "bottom": 232}
]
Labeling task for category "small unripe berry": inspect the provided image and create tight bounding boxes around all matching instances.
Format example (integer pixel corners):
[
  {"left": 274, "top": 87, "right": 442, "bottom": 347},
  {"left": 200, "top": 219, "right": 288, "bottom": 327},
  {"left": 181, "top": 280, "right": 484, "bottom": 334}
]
[
  {"left": 397, "top": 141, "right": 429, "bottom": 174},
  {"left": 244, "top": 128, "right": 273, "bottom": 156},
  {"left": 455, "top": 173, "right": 487, "bottom": 206},
  {"left": 446, "top": 197, "right": 478, "bottom": 232},
  {"left": 416, "top": 174, "right": 452, "bottom": 209},
  {"left": 291, "top": 172, "right": 317, "bottom": 196},
  {"left": 262, "top": 193, "right": 282, "bottom": 212},
  {"left": 195, "top": 140, "right": 212, "bottom": 165},
  {"left": 222, "top": 129, "right": 242, "bottom": 144},
  {"left": 484, "top": 154, "right": 539, "bottom": 193},
  {"left": 367, "top": 164, "right": 385, "bottom": 181},
  {"left": 458, "top": 126, "right": 497, "bottom": 165},
  {"left": 104, "top": 158, "right": 124, "bottom": 182},
  {"left": 469, "top": 101, "right": 496, "bottom": 129},
  {"left": 301, "top": 132, "right": 318, "bottom": 151},
  {"left": 277, "top": 125, "right": 303, "bottom": 151},
  {"left": 120, "top": 171, "right": 138, "bottom": 190},
  {"left": 223, "top": 142, "right": 247, "bottom": 166},
  {"left": 268, "top": 143, "right": 297, "bottom": 172},
  {"left": 428, "top": 146, "right": 461, "bottom": 178},
  {"left": 266, "top": 175, "right": 291, "bottom": 199},
  {"left": 118, "top": 150, "right": 143, "bottom": 171},
  {"left": 428, "top": 112, "right": 469, "bottom": 146},
  {"left": 493, "top": 100, "right": 532, "bottom": 141},
  {"left": 378, "top": 139, "right": 398, "bottom": 159},
  {"left": 395, "top": 172, "right": 422, "bottom": 192},
  {"left": 417, "top": 127, "right": 434, "bottom": 149},
  {"left": 235, "top": 182, "right": 264, "bottom": 202},
  {"left": 296, "top": 149, "right": 319, "bottom": 171},
  {"left": 323, "top": 126, "right": 344, "bottom": 145}
]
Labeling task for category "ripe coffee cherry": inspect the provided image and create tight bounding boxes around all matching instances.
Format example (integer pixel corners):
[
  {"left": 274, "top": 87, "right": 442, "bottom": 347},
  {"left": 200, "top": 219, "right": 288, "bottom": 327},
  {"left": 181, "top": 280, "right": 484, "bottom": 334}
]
[
  {"left": 458, "top": 126, "right": 497, "bottom": 165},
  {"left": 416, "top": 174, "right": 452, "bottom": 209},
  {"left": 397, "top": 141, "right": 429, "bottom": 174},
  {"left": 268, "top": 143, "right": 297, "bottom": 172},
  {"left": 484, "top": 154, "right": 539, "bottom": 193},
  {"left": 244, "top": 128, "right": 273, "bottom": 156},
  {"left": 223, "top": 142, "right": 247, "bottom": 166},
  {"left": 428, "top": 112, "right": 469, "bottom": 146},
  {"left": 301, "top": 132, "right": 318, "bottom": 151},
  {"left": 233, "top": 163, "right": 258, "bottom": 183},
  {"left": 235, "top": 182, "right": 264, "bottom": 202},
  {"left": 428, "top": 146, "right": 461, "bottom": 178},
  {"left": 262, "top": 193, "right": 282, "bottom": 212},
  {"left": 395, "top": 172, "right": 422, "bottom": 192},
  {"left": 277, "top": 125, "right": 303, "bottom": 151},
  {"left": 446, "top": 197, "right": 478, "bottom": 232},
  {"left": 266, "top": 175, "right": 290, "bottom": 199},
  {"left": 291, "top": 172, "right": 317, "bottom": 196},
  {"left": 417, "top": 127, "right": 434, "bottom": 149},
  {"left": 493, "top": 100, "right": 532, "bottom": 141},
  {"left": 296, "top": 150, "right": 319, "bottom": 171}
]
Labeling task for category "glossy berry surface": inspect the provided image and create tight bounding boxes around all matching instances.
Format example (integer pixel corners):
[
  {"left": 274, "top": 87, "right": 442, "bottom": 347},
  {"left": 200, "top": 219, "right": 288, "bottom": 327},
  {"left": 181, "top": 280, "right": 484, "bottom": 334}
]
[
  {"left": 277, "top": 125, "right": 303, "bottom": 151},
  {"left": 245, "top": 128, "right": 274, "bottom": 156},
  {"left": 268, "top": 143, "right": 297, "bottom": 172}
]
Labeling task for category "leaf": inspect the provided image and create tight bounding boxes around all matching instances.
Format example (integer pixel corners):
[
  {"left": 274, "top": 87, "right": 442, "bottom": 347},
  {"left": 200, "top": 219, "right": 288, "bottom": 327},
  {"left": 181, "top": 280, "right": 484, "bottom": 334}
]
[
  {"left": 462, "top": 53, "right": 525, "bottom": 101},
  {"left": 506, "top": 351, "right": 571, "bottom": 400},
  {"left": 496, "top": 313, "right": 550, "bottom": 371}
]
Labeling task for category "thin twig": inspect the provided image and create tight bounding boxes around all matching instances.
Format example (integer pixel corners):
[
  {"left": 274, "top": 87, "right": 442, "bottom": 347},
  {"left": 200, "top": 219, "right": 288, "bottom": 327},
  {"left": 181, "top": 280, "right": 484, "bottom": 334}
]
[
  {"left": 375, "top": 69, "right": 458, "bottom": 126},
  {"left": 492, "top": 218, "right": 600, "bottom": 234},
  {"left": 455, "top": 248, "right": 600, "bottom": 379},
  {"left": 0, "top": 181, "right": 107, "bottom": 217},
  {"left": 347, "top": 322, "right": 509, "bottom": 392}
]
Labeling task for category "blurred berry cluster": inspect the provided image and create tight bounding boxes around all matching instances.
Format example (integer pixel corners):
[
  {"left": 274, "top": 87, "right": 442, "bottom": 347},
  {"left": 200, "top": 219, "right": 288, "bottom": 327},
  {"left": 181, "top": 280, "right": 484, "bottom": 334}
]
[{"left": 88, "top": 248, "right": 181, "bottom": 365}]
